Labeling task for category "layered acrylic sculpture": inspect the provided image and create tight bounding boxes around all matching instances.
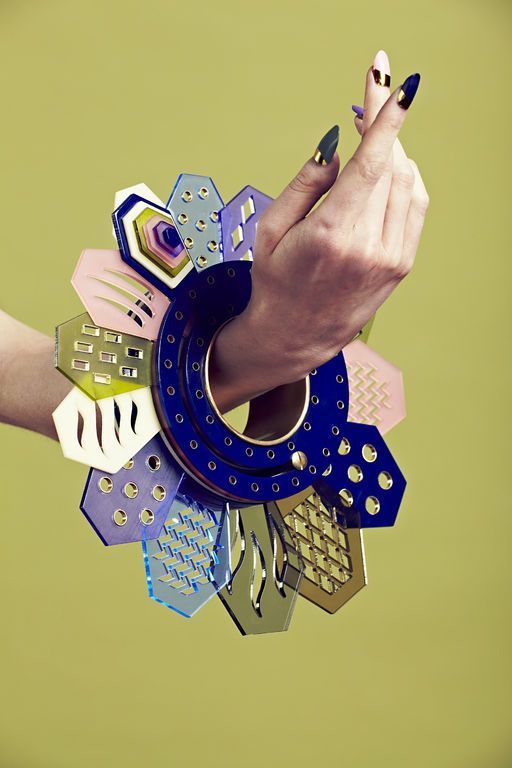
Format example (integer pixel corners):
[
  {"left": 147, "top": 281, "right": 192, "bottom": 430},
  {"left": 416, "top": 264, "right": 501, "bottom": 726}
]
[{"left": 52, "top": 175, "right": 407, "bottom": 635}]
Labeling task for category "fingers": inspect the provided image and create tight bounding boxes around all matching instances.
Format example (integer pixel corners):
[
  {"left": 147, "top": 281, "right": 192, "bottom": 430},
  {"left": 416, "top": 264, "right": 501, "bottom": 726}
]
[
  {"left": 356, "top": 51, "right": 394, "bottom": 239},
  {"left": 400, "top": 159, "right": 430, "bottom": 272},
  {"left": 317, "top": 73, "right": 420, "bottom": 229},
  {"left": 362, "top": 50, "right": 391, "bottom": 134},
  {"left": 255, "top": 126, "right": 340, "bottom": 256}
]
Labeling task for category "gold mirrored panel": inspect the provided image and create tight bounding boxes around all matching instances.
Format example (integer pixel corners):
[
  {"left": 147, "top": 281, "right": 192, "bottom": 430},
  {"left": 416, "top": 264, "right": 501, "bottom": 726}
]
[
  {"left": 270, "top": 487, "right": 366, "bottom": 614},
  {"left": 218, "top": 504, "right": 302, "bottom": 635},
  {"left": 55, "top": 313, "right": 152, "bottom": 399}
]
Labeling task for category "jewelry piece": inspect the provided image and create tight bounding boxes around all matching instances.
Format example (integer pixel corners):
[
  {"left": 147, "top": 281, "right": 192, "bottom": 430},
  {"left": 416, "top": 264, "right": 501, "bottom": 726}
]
[{"left": 52, "top": 172, "right": 408, "bottom": 635}]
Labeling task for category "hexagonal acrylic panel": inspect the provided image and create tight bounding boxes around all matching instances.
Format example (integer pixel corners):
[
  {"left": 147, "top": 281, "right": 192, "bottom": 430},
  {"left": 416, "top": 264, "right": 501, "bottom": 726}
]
[
  {"left": 167, "top": 174, "right": 223, "bottom": 271},
  {"left": 80, "top": 435, "right": 184, "bottom": 546},
  {"left": 55, "top": 313, "right": 152, "bottom": 399},
  {"left": 134, "top": 208, "right": 189, "bottom": 277},
  {"left": 344, "top": 339, "right": 406, "bottom": 435},
  {"left": 143, "top": 495, "right": 230, "bottom": 618},
  {"left": 71, "top": 249, "right": 170, "bottom": 341},
  {"left": 270, "top": 487, "right": 366, "bottom": 613},
  {"left": 220, "top": 185, "right": 272, "bottom": 262},
  {"left": 218, "top": 504, "right": 303, "bottom": 635},
  {"left": 113, "top": 193, "right": 193, "bottom": 292},
  {"left": 52, "top": 386, "right": 160, "bottom": 473}
]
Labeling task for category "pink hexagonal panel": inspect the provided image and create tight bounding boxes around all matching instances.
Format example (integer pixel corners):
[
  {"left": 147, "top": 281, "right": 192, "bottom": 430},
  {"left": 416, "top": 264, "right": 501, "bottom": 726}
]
[
  {"left": 71, "top": 249, "right": 170, "bottom": 341},
  {"left": 344, "top": 339, "right": 406, "bottom": 435}
]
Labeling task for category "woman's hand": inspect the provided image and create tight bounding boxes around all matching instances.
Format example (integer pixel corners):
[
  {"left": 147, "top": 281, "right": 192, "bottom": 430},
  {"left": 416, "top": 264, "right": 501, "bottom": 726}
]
[{"left": 210, "top": 51, "right": 429, "bottom": 414}]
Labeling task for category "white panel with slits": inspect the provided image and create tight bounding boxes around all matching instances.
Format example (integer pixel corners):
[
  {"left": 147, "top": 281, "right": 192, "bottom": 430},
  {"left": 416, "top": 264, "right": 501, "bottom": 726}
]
[{"left": 52, "top": 386, "right": 160, "bottom": 473}]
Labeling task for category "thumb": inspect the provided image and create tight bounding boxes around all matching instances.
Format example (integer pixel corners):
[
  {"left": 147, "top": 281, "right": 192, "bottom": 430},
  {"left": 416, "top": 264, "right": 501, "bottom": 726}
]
[{"left": 255, "top": 125, "right": 340, "bottom": 256}]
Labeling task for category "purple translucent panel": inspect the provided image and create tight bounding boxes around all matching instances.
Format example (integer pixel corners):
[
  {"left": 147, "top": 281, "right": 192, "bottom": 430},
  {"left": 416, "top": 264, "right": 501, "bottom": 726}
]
[
  {"left": 80, "top": 434, "right": 184, "bottom": 546},
  {"left": 154, "top": 220, "right": 184, "bottom": 259},
  {"left": 220, "top": 185, "right": 273, "bottom": 262}
]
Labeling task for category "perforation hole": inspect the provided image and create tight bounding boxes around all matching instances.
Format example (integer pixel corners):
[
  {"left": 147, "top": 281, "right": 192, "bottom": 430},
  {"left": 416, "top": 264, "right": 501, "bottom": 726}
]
[
  {"left": 337, "top": 400, "right": 345, "bottom": 410},
  {"left": 365, "top": 496, "right": 380, "bottom": 515},
  {"left": 147, "top": 455, "right": 161, "bottom": 472},
  {"left": 272, "top": 483, "right": 279, "bottom": 492},
  {"left": 167, "top": 334, "right": 175, "bottom": 343},
  {"left": 251, "top": 482, "right": 259, "bottom": 492},
  {"left": 176, "top": 414, "right": 184, "bottom": 423},
  {"left": 190, "top": 440, "right": 198, "bottom": 449},
  {"left": 311, "top": 395, "right": 319, "bottom": 405},
  {"left": 123, "top": 459, "right": 134, "bottom": 470},
  {"left": 175, "top": 310, "right": 183, "bottom": 320},
  {"left": 98, "top": 477, "right": 113, "bottom": 494},
  {"left": 196, "top": 390, "right": 204, "bottom": 399},
  {"left": 304, "top": 422, "right": 311, "bottom": 431},
  {"left": 123, "top": 482, "right": 138, "bottom": 499},
  {"left": 229, "top": 476, "right": 237, "bottom": 485},
  {"left": 192, "top": 362, "right": 200, "bottom": 371},
  {"left": 246, "top": 447, "right": 253, "bottom": 457},
  {"left": 152, "top": 485, "right": 166, "bottom": 502},
  {"left": 339, "top": 437, "right": 351, "bottom": 455},
  {"left": 362, "top": 443, "right": 377, "bottom": 462},
  {"left": 332, "top": 426, "right": 340, "bottom": 436},
  {"left": 378, "top": 471, "right": 393, "bottom": 490},
  {"left": 292, "top": 477, "right": 300, "bottom": 487},
  {"left": 113, "top": 509, "right": 127, "bottom": 526},
  {"left": 339, "top": 489, "right": 353, "bottom": 508},
  {"left": 206, "top": 415, "right": 214, "bottom": 424},
  {"left": 208, "top": 461, "right": 216, "bottom": 471},
  {"left": 348, "top": 464, "right": 363, "bottom": 483},
  {"left": 309, "top": 466, "right": 317, "bottom": 474},
  {"left": 287, "top": 441, "right": 295, "bottom": 451},
  {"left": 164, "top": 359, "right": 172, "bottom": 369},
  {"left": 140, "top": 509, "right": 154, "bottom": 526},
  {"left": 323, "top": 448, "right": 330, "bottom": 457},
  {"left": 167, "top": 386, "right": 175, "bottom": 396},
  {"left": 267, "top": 449, "right": 275, "bottom": 459},
  {"left": 224, "top": 437, "right": 233, "bottom": 446}
]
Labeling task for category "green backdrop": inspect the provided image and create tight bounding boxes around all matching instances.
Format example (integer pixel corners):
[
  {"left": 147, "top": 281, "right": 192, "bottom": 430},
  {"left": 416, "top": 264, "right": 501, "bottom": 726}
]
[{"left": 0, "top": 1, "right": 510, "bottom": 766}]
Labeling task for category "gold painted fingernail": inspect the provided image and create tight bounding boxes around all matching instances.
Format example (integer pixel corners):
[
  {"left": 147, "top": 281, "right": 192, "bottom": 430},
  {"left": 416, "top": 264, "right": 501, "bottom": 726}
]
[{"left": 372, "top": 49, "right": 391, "bottom": 87}]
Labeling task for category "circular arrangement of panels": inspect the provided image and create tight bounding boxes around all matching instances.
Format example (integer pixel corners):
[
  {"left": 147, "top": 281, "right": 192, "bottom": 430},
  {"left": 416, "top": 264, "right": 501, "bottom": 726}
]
[{"left": 52, "top": 175, "right": 407, "bottom": 636}]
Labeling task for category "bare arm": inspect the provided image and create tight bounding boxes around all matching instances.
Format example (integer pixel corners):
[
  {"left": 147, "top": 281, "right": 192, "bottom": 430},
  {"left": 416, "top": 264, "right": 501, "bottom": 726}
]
[{"left": 0, "top": 310, "right": 71, "bottom": 439}]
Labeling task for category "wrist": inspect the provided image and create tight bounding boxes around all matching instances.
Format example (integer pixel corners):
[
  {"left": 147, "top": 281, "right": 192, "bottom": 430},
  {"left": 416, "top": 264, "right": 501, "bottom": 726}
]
[{"left": 208, "top": 304, "right": 307, "bottom": 414}]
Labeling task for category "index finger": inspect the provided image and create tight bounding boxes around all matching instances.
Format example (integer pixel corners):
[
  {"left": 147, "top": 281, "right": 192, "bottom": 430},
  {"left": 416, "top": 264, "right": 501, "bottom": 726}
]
[{"left": 317, "top": 73, "right": 420, "bottom": 228}]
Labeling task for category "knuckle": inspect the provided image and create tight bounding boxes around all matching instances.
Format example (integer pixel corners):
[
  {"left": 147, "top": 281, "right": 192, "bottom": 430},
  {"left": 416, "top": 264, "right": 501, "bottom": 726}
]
[
  {"left": 415, "top": 191, "right": 430, "bottom": 215},
  {"left": 288, "top": 165, "right": 317, "bottom": 195},
  {"left": 354, "top": 154, "right": 387, "bottom": 185},
  {"left": 314, "top": 224, "right": 341, "bottom": 258},
  {"left": 393, "top": 259, "right": 414, "bottom": 280},
  {"left": 393, "top": 168, "right": 415, "bottom": 191}
]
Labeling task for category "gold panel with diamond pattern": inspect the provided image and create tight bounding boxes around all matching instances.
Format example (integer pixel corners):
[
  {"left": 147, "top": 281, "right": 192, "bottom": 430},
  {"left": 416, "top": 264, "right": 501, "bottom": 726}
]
[{"left": 270, "top": 487, "right": 366, "bottom": 613}]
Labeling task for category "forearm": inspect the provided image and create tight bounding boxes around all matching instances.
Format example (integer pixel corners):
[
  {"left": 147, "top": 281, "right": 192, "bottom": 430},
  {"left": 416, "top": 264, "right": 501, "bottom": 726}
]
[{"left": 0, "top": 310, "right": 72, "bottom": 440}]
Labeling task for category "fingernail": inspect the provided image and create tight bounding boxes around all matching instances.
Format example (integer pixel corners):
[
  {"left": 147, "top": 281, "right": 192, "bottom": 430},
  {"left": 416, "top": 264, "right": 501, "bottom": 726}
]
[
  {"left": 372, "top": 49, "right": 391, "bottom": 87},
  {"left": 397, "top": 73, "right": 421, "bottom": 109},
  {"left": 313, "top": 124, "right": 339, "bottom": 165},
  {"left": 351, "top": 104, "right": 364, "bottom": 119}
]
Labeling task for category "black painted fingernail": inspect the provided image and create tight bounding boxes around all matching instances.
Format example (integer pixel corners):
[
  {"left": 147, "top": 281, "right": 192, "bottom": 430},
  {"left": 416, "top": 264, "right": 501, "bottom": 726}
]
[
  {"left": 313, "top": 125, "right": 339, "bottom": 165},
  {"left": 351, "top": 104, "right": 364, "bottom": 119},
  {"left": 397, "top": 73, "right": 421, "bottom": 110}
]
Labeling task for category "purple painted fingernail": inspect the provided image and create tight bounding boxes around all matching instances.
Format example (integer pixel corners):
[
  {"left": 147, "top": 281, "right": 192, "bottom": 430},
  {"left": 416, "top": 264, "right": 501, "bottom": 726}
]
[{"left": 351, "top": 104, "right": 364, "bottom": 119}]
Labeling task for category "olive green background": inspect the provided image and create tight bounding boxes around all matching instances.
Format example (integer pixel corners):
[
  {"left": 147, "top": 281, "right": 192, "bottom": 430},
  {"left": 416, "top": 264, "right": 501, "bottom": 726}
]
[{"left": 0, "top": 1, "right": 510, "bottom": 766}]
